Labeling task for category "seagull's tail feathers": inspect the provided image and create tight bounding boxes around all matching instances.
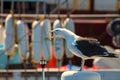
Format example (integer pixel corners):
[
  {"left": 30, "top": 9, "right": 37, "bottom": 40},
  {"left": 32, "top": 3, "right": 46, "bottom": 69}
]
[{"left": 102, "top": 53, "right": 119, "bottom": 58}]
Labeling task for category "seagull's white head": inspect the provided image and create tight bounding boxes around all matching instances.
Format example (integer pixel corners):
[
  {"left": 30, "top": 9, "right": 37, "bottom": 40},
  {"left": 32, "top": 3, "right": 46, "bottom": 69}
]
[{"left": 52, "top": 28, "right": 78, "bottom": 39}]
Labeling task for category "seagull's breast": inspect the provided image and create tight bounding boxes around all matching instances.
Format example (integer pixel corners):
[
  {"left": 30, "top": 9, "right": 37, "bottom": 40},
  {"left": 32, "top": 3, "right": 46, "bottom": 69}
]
[
  {"left": 66, "top": 40, "right": 87, "bottom": 58},
  {"left": 64, "top": 34, "right": 87, "bottom": 58}
]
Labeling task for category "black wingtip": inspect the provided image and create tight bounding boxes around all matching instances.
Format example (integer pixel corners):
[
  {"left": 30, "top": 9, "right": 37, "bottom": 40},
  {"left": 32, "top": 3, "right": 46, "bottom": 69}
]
[
  {"left": 108, "top": 53, "right": 119, "bottom": 58},
  {"left": 102, "top": 53, "right": 119, "bottom": 58}
]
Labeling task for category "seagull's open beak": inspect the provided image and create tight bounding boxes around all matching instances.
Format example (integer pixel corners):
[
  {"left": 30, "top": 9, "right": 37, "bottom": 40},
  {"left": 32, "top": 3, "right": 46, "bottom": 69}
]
[
  {"left": 49, "top": 30, "right": 55, "bottom": 39},
  {"left": 49, "top": 30, "right": 53, "bottom": 33},
  {"left": 49, "top": 30, "right": 55, "bottom": 33}
]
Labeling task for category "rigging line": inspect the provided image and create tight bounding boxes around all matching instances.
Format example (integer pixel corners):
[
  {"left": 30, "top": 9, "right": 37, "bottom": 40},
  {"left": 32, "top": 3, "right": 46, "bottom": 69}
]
[
  {"left": 50, "top": 0, "right": 66, "bottom": 14},
  {"left": 66, "top": 0, "right": 70, "bottom": 18},
  {"left": 57, "top": 0, "right": 60, "bottom": 19},
  {"left": 17, "top": 1, "right": 21, "bottom": 19},
  {"left": 0, "top": 0, "right": 4, "bottom": 43},
  {"left": 70, "top": 0, "right": 77, "bottom": 13},
  {"left": 36, "top": 0, "right": 39, "bottom": 18},
  {"left": 0, "top": 0, "right": 3, "bottom": 23},
  {"left": 22, "top": 0, "right": 25, "bottom": 15},
  {"left": 43, "top": 0, "right": 46, "bottom": 17},
  {"left": 21, "top": 0, "right": 26, "bottom": 22},
  {"left": 11, "top": 0, "right": 14, "bottom": 11},
  {"left": 70, "top": 0, "right": 84, "bottom": 14}
]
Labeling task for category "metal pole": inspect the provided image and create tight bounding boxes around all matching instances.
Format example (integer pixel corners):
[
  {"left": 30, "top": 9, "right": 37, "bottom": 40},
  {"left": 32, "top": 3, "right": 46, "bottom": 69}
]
[
  {"left": 6, "top": 56, "right": 9, "bottom": 80},
  {"left": 40, "top": 60, "right": 47, "bottom": 80},
  {"left": 42, "top": 67, "right": 45, "bottom": 80},
  {"left": 57, "top": 60, "right": 61, "bottom": 80}
]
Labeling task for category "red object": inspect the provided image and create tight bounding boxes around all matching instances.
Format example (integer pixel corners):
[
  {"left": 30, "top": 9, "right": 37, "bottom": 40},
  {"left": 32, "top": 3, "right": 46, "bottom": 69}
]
[
  {"left": 59, "top": 65, "right": 67, "bottom": 71},
  {"left": 37, "top": 46, "right": 57, "bottom": 68},
  {"left": 46, "top": 47, "right": 57, "bottom": 68},
  {"left": 92, "top": 65, "right": 98, "bottom": 70},
  {"left": 84, "top": 65, "right": 89, "bottom": 69}
]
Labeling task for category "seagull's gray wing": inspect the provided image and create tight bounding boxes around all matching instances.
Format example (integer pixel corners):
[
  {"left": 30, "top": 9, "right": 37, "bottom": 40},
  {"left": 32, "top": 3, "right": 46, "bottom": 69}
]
[
  {"left": 74, "top": 39, "right": 109, "bottom": 57},
  {"left": 68, "top": 40, "right": 85, "bottom": 58}
]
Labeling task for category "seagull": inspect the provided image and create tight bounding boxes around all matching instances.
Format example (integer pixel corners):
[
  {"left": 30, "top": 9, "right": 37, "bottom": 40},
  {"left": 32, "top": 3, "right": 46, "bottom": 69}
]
[{"left": 52, "top": 28, "right": 118, "bottom": 70}]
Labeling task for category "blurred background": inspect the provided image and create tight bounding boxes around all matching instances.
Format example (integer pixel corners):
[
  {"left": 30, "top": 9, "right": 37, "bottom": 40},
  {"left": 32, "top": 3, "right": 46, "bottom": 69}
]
[{"left": 0, "top": 0, "right": 120, "bottom": 80}]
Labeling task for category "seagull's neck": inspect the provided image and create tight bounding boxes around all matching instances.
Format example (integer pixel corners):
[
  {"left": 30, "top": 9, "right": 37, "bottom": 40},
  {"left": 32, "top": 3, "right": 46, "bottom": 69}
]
[{"left": 64, "top": 32, "right": 79, "bottom": 43}]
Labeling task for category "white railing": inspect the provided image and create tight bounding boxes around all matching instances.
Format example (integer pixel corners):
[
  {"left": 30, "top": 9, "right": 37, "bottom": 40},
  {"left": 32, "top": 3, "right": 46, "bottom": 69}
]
[{"left": 0, "top": 14, "right": 120, "bottom": 23}]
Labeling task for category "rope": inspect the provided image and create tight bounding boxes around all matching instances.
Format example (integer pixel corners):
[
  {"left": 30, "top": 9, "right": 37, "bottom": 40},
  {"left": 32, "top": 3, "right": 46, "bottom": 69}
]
[
  {"left": 70, "top": 0, "right": 85, "bottom": 14},
  {"left": 66, "top": 0, "right": 70, "bottom": 18},
  {"left": 22, "top": 0, "right": 25, "bottom": 15},
  {"left": 0, "top": 0, "right": 4, "bottom": 44},
  {"left": 17, "top": 1, "right": 21, "bottom": 19},
  {"left": 50, "top": 0, "right": 66, "bottom": 14},
  {"left": 43, "top": 0, "right": 46, "bottom": 18},
  {"left": 36, "top": 0, "right": 39, "bottom": 17},
  {"left": 57, "top": 0, "right": 60, "bottom": 19},
  {"left": 70, "top": 0, "right": 77, "bottom": 13},
  {"left": 11, "top": 0, "right": 14, "bottom": 11},
  {"left": 0, "top": 0, "right": 3, "bottom": 24}
]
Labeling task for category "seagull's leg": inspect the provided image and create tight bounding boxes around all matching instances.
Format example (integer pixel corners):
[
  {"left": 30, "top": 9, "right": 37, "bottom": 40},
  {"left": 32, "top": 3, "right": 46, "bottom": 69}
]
[{"left": 79, "top": 59, "right": 85, "bottom": 71}]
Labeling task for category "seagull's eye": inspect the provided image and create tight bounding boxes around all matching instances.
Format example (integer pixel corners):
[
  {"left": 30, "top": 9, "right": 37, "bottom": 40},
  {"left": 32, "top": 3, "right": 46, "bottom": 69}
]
[{"left": 55, "top": 30, "right": 59, "bottom": 32}]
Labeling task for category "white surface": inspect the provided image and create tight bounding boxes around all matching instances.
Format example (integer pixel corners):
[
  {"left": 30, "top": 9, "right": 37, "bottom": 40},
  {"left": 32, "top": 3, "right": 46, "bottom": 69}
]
[
  {"left": 0, "top": 69, "right": 120, "bottom": 80},
  {"left": 61, "top": 70, "right": 101, "bottom": 80},
  {"left": 94, "top": 57, "right": 120, "bottom": 69}
]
